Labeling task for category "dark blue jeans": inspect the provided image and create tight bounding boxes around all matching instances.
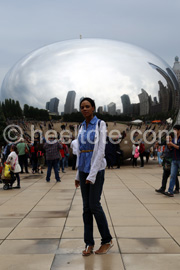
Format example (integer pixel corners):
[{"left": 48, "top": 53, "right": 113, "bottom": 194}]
[
  {"left": 58, "top": 157, "right": 65, "bottom": 172},
  {"left": 168, "top": 160, "right": 180, "bottom": 194},
  {"left": 19, "top": 154, "right": 28, "bottom": 173},
  {"left": 79, "top": 170, "right": 112, "bottom": 247},
  {"left": 31, "top": 155, "right": 38, "bottom": 172},
  {"left": 46, "top": 159, "right": 60, "bottom": 182},
  {"left": 161, "top": 168, "right": 179, "bottom": 191},
  {"left": 64, "top": 155, "right": 69, "bottom": 168},
  {"left": 10, "top": 171, "right": 20, "bottom": 187}
]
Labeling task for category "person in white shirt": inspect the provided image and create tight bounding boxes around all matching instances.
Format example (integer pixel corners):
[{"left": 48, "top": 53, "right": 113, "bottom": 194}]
[
  {"left": 132, "top": 143, "right": 139, "bottom": 167},
  {"left": 6, "top": 145, "right": 21, "bottom": 188},
  {"left": 75, "top": 97, "right": 113, "bottom": 256},
  {"left": 70, "top": 138, "right": 78, "bottom": 170}
]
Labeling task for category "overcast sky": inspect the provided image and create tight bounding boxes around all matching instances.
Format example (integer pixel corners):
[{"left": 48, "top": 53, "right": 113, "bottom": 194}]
[{"left": 0, "top": 0, "right": 179, "bottom": 91}]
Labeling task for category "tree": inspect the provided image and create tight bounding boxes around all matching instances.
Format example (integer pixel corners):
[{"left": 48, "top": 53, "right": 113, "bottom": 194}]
[
  {"left": 0, "top": 104, "right": 6, "bottom": 145},
  {"left": 23, "top": 104, "right": 30, "bottom": 118},
  {"left": 1, "top": 98, "right": 22, "bottom": 118},
  {"left": 15, "top": 100, "right": 23, "bottom": 117}
]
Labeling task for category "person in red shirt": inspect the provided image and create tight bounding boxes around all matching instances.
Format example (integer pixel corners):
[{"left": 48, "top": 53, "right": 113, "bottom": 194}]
[
  {"left": 59, "top": 143, "right": 66, "bottom": 173},
  {"left": 139, "top": 141, "right": 145, "bottom": 167},
  {"left": 30, "top": 141, "right": 38, "bottom": 173}
]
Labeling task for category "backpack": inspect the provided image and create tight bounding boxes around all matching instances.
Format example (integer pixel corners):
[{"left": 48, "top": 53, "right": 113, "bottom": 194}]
[
  {"left": 37, "top": 151, "right": 43, "bottom": 157},
  {"left": 134, "top": 147, "right": 139, "bottom": 158}
]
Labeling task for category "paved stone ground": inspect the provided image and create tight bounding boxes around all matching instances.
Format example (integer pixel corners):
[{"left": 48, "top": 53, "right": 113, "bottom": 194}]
[{"left": 0, "top": 160, "right": 180, "bottom": 270}]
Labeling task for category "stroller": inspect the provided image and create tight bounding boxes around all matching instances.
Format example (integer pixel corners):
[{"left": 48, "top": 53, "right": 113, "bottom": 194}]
[{"left": 0, "top": 164, "right": 16, "bottom": 190}]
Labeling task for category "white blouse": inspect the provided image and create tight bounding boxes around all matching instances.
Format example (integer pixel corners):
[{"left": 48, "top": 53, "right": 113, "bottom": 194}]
[{"left": 6, "top": 151, "right": 21, "bottom": 173}]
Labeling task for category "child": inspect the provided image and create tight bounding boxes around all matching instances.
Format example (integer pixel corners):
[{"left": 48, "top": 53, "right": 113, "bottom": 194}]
[{"left": 6, "top": 145, "right": 21, "bottom": 188}]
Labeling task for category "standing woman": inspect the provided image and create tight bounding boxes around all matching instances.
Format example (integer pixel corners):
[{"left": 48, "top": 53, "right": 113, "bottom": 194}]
[{"left": 75, "top": 97, "right": 113, "bottom": 256}]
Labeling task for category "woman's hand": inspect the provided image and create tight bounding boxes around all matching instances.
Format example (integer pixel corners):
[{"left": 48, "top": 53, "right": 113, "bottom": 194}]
[
  {"left": 167, "top": 142, "right": 173, "bottom": 147},
  {"left": 75, "top": 180, "right": 80, "bottom": 188},
  {"left": 86, "top": 180, "right": 92, "bottom": 184}
]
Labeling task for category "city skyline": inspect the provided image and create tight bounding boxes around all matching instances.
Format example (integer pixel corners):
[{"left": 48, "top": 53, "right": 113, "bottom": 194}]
[
  {"left": 44, "top": 56, "right": 180, "bottom": 116},
  {"left": 45, "top": 65, "right": 180, "bottom": 116}
]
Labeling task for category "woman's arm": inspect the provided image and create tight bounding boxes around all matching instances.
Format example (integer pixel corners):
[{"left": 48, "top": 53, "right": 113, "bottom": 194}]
[
  {"left": 86, "top": 121, "right": 107, "bottom": 184},
  {"left": 74, "top": 127, "right": 81, "bottom": 187},
  {"left": 6, "top": 153, "right": 13, "bottom": 165},
  {"left": 168, "top": 141, "right": 180, "bottom": 150}
]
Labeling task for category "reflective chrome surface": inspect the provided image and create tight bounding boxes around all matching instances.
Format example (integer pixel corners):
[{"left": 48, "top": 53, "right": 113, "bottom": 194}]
[{"left": 0, "top": 38, "right": 179, "bottom": 117}]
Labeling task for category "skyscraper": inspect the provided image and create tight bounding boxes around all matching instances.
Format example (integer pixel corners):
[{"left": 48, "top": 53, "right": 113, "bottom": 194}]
[
  {"left": 64, "top": 90, "right": 76, "bottom": 114},
  {"left": 158, "top": 81, "right": 170, "bottom": 113},
  {"left": 97, "top": 106, "right": 103, "bottom": 114},
  {"left": 108, "top": 102, "right": 116, "bottom": 115},
  {"left": 46, "top": 98, "right": 59, "bottom": 114},
  {"left": 46, "top": 101, "right": 50, "bottom": 110},
  {"left": 173, "top": 56, "right": 180, "bottom": 85},
  {"left": 79, "top": 96, "right": 84, "bottom": 111},
  {"left": 116, "top": 109, "right": 121, "bottom": 115},
  {"left": 49, "top": 98, "right": 59, "bottom": 114},
  {"left": 138, "top": 89, "right": 150, "bottom": 115},
  {"left": 121, "top": 94, "right": 132, "bottom": 115}
]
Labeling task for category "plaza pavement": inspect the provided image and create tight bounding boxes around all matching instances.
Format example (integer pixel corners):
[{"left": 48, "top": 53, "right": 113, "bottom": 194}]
[{"left": 1, "top": 160, "right": 180, "bottom": 270}]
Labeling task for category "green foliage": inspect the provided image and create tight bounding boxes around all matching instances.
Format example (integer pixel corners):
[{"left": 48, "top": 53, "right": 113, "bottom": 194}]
[
  {"left": 95, "top": 113, "right": 132, "bottom": 122},
  {"left": 23, "top": 104, "right": 49, "bottom": 120},
  {"left": 0, "top": 102, "right": 6, "bottom": 145},
  {"left": 50, "top": 115, "right": 62, "bottom": 120},
  {"left": 1, "top": 99, "right": 49, "bottom": 120},
  {"left": 63, "top": 112, "right": 84, "bottom": 122},
  {"left": 63, "top": 112, "right": 132, "bottom": 122},
  {"left": 1, "top": 98, "right": 22, "bottom": 118},
  {"left": 141, "top": 109, "right": 176, "bottom": 122}
]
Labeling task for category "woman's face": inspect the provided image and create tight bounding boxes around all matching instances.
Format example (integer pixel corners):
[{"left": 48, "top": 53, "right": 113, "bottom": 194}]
[{"left": 80, "top": 100, "right": 94, "bottom": 119}]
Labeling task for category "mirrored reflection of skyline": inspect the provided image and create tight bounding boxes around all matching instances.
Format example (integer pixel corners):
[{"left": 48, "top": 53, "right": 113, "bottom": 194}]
[
  {"left": 0, "top": 38, "right": 179, "bottom": 116},
  {"left": 46, "top": 61, "right": 180, "bottom": 116}
]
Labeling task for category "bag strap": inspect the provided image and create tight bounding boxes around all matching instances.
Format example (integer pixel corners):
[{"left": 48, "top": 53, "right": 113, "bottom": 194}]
[
  {"left": 98, "top": 119, "right": 101, "bottom": 128},
  {"left": 12, "top": 155, "right": 18, "bottom": 168}
]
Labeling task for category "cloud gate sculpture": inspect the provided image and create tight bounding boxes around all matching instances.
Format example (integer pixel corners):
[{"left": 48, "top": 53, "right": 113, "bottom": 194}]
[
  {"left": 1, "top": 38, "right": 179, "bottom": 158},
  {"left": 1, "top": 38, "right": 179, "bottom": 115}
]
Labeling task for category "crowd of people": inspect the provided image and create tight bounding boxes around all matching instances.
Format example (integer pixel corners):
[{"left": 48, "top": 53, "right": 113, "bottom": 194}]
[
  {"left": 155, "top": 125, "right": 180, "bottom": 197},
  {"left": 130, "top": 124, "right": 180, "bottom": 197},
  {"left": 0, "top": 134, "right": 74, "bottom": 187}
]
